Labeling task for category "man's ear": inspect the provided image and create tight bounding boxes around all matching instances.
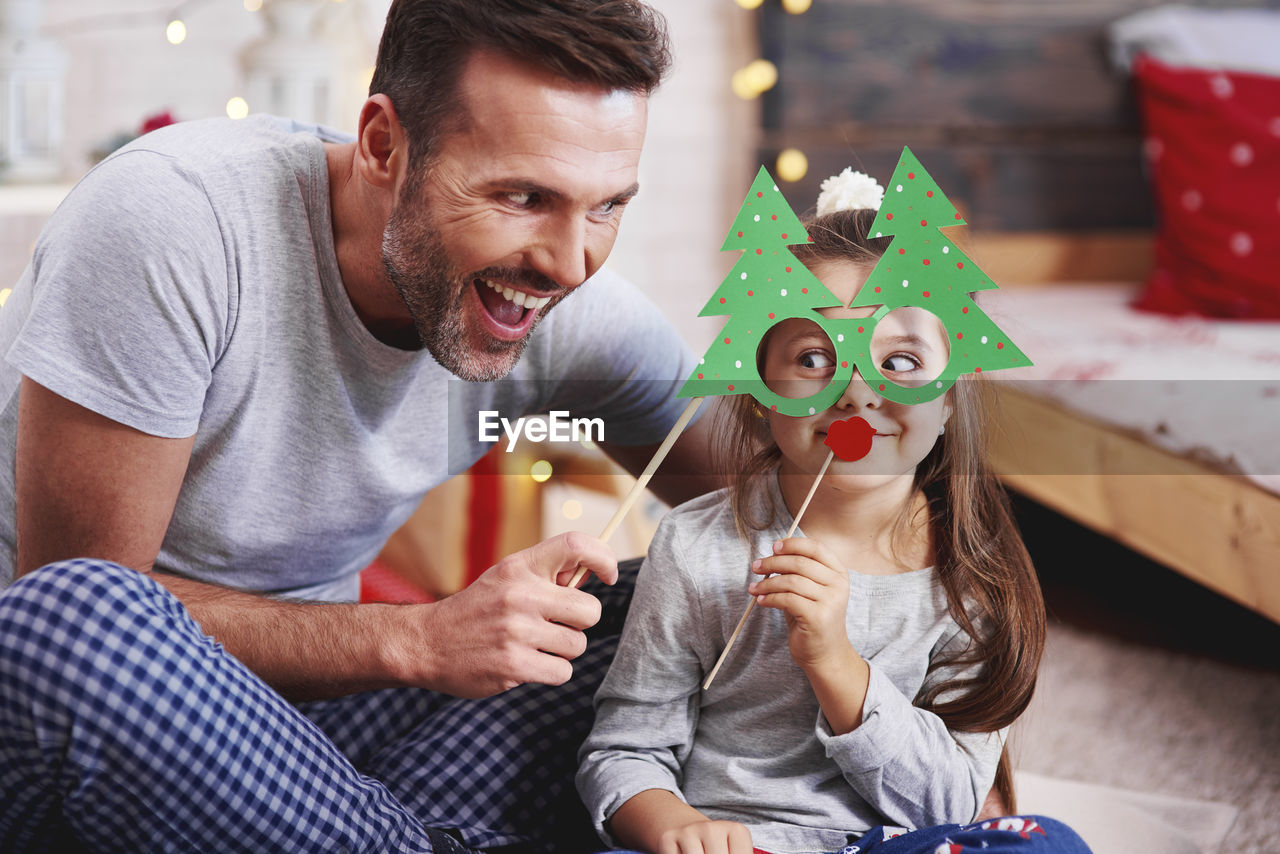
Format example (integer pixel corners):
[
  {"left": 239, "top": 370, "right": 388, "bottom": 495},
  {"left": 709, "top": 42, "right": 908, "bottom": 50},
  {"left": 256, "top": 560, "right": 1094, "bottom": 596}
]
[{"left": 355, "top": 94, "right": 408, "bottom": 194}]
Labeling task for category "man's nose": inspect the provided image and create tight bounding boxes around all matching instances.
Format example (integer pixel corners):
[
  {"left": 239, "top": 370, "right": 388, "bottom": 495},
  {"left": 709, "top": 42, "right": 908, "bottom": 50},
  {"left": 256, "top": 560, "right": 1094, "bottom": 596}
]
[{"left": 528, "top": 214, "right": 589, "bottom": 290}]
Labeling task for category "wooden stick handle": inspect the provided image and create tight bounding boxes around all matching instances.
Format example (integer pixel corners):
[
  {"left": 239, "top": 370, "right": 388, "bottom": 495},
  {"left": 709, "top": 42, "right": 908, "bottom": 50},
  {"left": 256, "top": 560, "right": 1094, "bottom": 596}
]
[
  {"left": 702, "top": 449, "right": 834, "bottom": 690},
  {"left": 566, "top": 396, "right": 704, "bottom": 588}
]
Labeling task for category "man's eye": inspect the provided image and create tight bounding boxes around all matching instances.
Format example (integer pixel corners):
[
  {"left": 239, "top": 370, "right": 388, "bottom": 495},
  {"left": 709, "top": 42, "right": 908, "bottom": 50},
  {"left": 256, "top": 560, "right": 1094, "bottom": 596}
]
[
  {"left": 881, "top": 353, "right": 921, "bottom": 372},
  {"left": 593, "top": 200, "right": 617, "bottom": 216},
  {"left": 800, "top": 350, "right": 835, "bottom": 370},
  {"left": 504, "top": 191, "right": 536, "bottom": 208}
]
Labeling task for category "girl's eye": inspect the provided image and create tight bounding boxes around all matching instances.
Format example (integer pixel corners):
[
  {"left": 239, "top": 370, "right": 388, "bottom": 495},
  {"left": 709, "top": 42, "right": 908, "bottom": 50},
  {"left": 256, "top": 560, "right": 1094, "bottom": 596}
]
[
  {"left": 799, "top": 350, "right": 835, "bottom": 370},
  {"left": 881, "top": 353, "right": 921, "bottom": 373}
]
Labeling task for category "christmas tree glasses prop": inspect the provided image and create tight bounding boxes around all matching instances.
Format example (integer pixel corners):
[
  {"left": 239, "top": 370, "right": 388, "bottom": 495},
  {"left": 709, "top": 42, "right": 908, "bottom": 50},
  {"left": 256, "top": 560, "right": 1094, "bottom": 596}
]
[{"left": 679, "top": 148, "right": 1029, "bottom": 414}]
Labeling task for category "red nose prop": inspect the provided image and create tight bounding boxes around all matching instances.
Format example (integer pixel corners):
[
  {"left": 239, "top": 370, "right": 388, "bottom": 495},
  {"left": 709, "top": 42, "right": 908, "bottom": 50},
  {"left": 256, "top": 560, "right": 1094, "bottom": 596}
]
[{"left": 823, "top": 416, "right": 876, "bottom": 462}]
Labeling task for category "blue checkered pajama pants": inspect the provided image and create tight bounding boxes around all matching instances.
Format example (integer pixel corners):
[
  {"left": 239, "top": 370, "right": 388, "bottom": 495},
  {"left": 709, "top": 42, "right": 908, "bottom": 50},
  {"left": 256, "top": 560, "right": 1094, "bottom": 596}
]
[{"left": 0, "top": 559, "right": 633, "bottom": 853}]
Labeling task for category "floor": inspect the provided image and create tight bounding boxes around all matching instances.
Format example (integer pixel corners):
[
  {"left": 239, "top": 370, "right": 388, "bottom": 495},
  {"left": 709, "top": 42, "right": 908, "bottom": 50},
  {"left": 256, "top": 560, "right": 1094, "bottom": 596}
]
[{"left": 1009, "top": 494, "right": 1280, "bottom": 854}]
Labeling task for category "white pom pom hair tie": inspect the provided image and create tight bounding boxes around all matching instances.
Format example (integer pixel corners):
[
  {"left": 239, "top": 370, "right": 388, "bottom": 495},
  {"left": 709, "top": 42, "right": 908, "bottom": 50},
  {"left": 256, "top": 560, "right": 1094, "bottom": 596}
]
[{"left": 815, "top": 167, "right": 885, "bottom": 216}]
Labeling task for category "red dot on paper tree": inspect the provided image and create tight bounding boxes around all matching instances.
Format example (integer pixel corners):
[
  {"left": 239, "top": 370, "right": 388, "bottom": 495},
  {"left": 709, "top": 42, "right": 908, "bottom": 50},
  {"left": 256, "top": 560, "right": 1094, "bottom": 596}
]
[
  {"left": 785, "top": 266, "right": 792, "bottom": 272},
  {"left": 737, "top": 231, "right": 743, "bottom": 237},
  {"left": 768, "top": 312, "right": 775, "bottom": 319},
  {"left": 954, "top": 213, "right": 962, "bottom": 220},
  {"left": 857, "top": 326, "right": 865, "bottom": 333},
  {"left": 781, "top": 233, "right": 788, "bottom": 239},
  {"left": 874, "top": 286, "right": 881, "bottom": 293},
  {"left": 771, "top": 215, "right": 777, "bottom": 220},
  {"left": 756, "top": 249, "right": 763, "bottom": 255},
  {"left": 747, "top": 290, "right": 754, "bottom": 296},
  {"left": 923, "top": 291, "right": 930, "bottom": 297},
  {"left": 725, "top": 337, "right": 731, "bottom": 344},
  {"left": 962, "top": 307, "right": 969, "bottom": 314},
  {"left": 997, "top": 342, "right": 1004, "bottom": 349},
  {"left": 908, "top": 172, "right": 915, "bottom": 179},
  {"left": 757, "top": 192, "right": 763, "bottom": 198},
  {"left": 920, "top": 220, "right": 927, "bottom": 226},
  {"left": 923, "top": 259, "right": 930, "bottom": 266},
  {"left": 926, "top": 191, "right": 933, "bottom": 198},
  {"left": 975, "top": 367, "right": 982, "bottom": 373},
  {"left": 697, "top": 373, "right": 704, "bottom": 379},
  {"left": 886, "top": 213, "right": 894, "bottom": 220},
  {"left": 957, "top": 262, "right": 964, "bottom": 269},
  {"left": 879, "top": 384, "right": 886, "bottom": 391},
  {"left": 719, "top": 297, "right": 726, "bottom": 304},
  {"left": 728, "top": 384, "right": 735, "bottom": 390},
  {"left": 899, "top": 249, "right": 906, "bottom": 255},
  {"left": 802, "top": 288, "right": 809, "bottom": 294},
  {"left": 842, "top": 361, "right": 848, "bottom": 368},
  {"left": 956, "top": 333, "right": 963, "bottom": 339}
]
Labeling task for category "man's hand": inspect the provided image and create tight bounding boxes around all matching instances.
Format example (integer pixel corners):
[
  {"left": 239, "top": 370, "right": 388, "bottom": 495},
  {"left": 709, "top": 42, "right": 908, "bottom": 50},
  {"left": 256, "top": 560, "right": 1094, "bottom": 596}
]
[
  {"left": 749, "top": 537, "right": 852, "bottom": 670},
  {"left": 405, "top": 531, "right": 618, "bottom": 697}
]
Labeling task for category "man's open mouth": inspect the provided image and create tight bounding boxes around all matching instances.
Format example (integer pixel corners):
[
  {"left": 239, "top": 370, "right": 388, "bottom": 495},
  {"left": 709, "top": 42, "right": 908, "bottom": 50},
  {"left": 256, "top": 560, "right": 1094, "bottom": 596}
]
[{"left": 474, "top": 278, "right": 553, "bottom": 335}]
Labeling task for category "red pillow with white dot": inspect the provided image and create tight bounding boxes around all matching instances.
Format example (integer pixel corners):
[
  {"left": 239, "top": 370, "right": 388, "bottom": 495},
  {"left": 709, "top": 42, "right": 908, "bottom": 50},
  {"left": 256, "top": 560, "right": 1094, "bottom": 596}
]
[{"left": 1132, "top": 54, "right": 1280, "bottom": 319}]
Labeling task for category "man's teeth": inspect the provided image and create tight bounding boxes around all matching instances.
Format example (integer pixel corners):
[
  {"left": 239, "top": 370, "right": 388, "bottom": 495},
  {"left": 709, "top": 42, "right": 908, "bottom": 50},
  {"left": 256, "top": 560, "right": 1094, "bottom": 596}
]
[{"left": 483, "top": 279, "right": 551, "bottom": 310}]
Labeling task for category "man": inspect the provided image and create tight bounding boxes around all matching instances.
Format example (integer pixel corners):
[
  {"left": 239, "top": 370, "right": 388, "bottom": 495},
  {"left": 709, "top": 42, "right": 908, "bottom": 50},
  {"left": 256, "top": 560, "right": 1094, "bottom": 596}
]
[{"left": 0, "top": 1, "right": 714, "bottom": 850}]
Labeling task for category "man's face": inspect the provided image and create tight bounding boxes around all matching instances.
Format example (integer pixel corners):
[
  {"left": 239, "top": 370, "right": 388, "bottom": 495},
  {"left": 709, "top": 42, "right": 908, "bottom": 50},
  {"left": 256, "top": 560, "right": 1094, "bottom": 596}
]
[{"left": 382, "top": 50, "right": 648, "bottom": 381}]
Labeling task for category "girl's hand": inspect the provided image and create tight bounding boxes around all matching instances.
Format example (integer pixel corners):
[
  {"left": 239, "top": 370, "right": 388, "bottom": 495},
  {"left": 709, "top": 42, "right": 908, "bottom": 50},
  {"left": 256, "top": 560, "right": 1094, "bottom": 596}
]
[
  {"left": 656, "top": 819, "right": 754, "bottom": 854},
  {"left": 749, "top": 537, "right": 853, "bottom": 671}
]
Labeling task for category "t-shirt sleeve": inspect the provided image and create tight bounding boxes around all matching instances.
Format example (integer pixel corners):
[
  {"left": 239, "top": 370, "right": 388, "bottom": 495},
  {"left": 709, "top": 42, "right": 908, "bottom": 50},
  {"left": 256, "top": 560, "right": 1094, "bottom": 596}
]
[
  {"left": 534, "top": 267, "right": 699, "bottom": 446},
  {"left": 5, "top": 149, "right": 230, "bottom": 438},
  {"left": 576, "top": 512, "right": 709, "bottom": 845},
  {"left": 813, "top": 625, "right": 1005, "bottom": 829}
]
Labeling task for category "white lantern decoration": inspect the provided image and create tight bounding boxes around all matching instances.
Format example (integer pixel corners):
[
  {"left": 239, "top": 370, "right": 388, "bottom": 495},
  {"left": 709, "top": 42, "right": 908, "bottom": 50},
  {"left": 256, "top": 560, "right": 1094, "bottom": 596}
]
[
  {"left": 0, "top": 0, "right": 68, "bottom": 182},
  {"left": 240, "top": 0, "right": 337, "bottom": 126}
]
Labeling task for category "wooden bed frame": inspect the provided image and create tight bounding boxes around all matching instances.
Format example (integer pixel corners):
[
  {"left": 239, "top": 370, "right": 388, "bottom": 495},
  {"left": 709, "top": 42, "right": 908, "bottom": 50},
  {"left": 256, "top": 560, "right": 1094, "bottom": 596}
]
[{"left": 990, "top": 387, "right": 1280, "bottom": 625}]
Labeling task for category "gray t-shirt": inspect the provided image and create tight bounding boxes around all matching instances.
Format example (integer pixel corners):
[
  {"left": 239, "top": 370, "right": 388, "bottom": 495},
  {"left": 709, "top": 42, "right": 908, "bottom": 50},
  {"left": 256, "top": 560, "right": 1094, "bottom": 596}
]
[
  {"left": 577, "top": 473, "right": 1004, "bottom": 853},
  {"left": 0, "top": 115, "right": 694, "bottom": 600}
]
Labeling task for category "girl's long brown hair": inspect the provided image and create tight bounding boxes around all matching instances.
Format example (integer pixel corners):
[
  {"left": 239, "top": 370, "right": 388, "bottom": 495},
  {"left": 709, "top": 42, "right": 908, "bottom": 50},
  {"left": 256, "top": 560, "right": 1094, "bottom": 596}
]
[{"left": 715, "top": 208, "right": 1045, "bottom": 814}]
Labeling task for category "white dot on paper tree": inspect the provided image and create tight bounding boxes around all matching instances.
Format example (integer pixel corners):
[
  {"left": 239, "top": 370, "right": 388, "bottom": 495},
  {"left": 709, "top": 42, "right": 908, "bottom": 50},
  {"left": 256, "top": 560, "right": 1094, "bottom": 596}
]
[
  {"left": 876, "top": 232, "right": 883, "bottom": 238},
  {"left": 773, "top": 185, "right": 779, "bottom": 191},
  {"left": 1231, "top": 232, "right": 1253, "bottom": 256},
  {"left": 809, "top": 407, "right": 816, "bottom": 415},
  {"left": 741, "top": 272, "right": 748, "bottom": 280},
  {"left": 936, "top": 381, "right": 943, "bottom": 388},
  {"left": 1231, "top": 143, "right": 1254, "bottom": 166},
  {"left": 942, "top": 246, "right": 950, "bottom": 254},
  {"left": 896, "top": 184, "right": 903, "bottom": 192},
  {"left": 735, "top": 360, "right": 742, "bottom": 369},
  {"left": 981, "top": 336, "right": 988, "bottom": 344},
  {"left": 780, "top": 289, "right": 787, "bottom": 296},
  {"left": 902, "top": 279, "right": 909, "bottom": 288},
  {"left": 837, "top": 334, "right": 845, "bottom": 342},
  {"left": 754, "top": 215, "right": 761, "bottom": 221}
]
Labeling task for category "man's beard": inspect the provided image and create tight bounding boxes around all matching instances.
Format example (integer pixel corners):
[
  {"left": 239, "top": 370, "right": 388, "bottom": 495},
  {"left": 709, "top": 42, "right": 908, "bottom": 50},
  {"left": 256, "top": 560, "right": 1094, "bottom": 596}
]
[{"left": 381, "top": 195, "right": 562, "bottom": 382}]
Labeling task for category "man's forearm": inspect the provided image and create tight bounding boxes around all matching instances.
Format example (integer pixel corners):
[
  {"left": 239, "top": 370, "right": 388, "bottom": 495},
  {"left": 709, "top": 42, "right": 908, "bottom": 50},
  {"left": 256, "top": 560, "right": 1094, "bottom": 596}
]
[{"left": 153, "top": 573, "right": 415, "bottom": 701}]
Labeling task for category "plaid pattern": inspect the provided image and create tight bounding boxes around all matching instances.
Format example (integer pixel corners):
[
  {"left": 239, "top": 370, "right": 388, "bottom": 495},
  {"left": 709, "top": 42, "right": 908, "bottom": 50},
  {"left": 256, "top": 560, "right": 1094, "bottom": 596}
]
[{"left": 0, "top": 559, "right": 637, "bottom": 853}]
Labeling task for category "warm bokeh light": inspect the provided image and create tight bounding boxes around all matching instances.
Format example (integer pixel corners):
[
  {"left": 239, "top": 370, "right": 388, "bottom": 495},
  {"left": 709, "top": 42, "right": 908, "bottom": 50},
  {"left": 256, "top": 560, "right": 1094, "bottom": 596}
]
[
  {"left": 226, "top": 97, "right": 250, "bottom": 120},
  {"left": 782, "top": 0, "right": 813, "bottom": 13},
  {"left": 562, "top": 499, "right": 583, "bottom": 520},
  {"left": 734, "top": 0, "right": 764, "bottom": 8},
  {"left": 244, "top": 0, "right": 262, "bottom": 10},
  {"left": 530, "top": 460, "right": 553, "bottom": 483},
  {"left": 732, "top": 59, "right": 778, "bottom": 100},
  {"left": 776, "top": 148, "right": 809, "bottom": 182},
  {"left": 165, "top": 20, "right": 187, "bottom": 45},
  {"left": 0, "top": 289, "right": 11, "bottom": 308}
]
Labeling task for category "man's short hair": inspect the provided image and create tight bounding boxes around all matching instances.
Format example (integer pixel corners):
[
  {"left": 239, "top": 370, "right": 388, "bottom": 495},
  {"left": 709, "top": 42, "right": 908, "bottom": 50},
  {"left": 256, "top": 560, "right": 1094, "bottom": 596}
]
[{"left": 369, "top": 0, "right": 672, "bottom": 167}]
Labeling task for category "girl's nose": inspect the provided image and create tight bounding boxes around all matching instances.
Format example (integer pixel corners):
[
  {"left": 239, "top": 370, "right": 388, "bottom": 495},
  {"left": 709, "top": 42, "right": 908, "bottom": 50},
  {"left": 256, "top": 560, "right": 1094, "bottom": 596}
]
[{"left": 834, "top": 367, "right": 882, "bottom": 411}]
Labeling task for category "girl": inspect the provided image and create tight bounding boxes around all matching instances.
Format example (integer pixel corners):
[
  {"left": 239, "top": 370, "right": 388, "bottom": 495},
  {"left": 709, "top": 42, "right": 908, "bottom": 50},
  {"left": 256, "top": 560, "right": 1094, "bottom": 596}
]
[{"left": 576, "top": 173, "right": 1090, "bottom": 854}]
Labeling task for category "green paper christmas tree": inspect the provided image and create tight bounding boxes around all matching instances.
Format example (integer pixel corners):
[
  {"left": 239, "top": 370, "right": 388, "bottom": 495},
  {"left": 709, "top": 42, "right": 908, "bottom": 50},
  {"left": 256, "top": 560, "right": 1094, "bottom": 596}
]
[
  {"left": 680, "top": 151, "right": 1031, "bottom": 415},
  {"left": 678, "top": 166, "right": 844, "bottom": 415},
  {"left": 831, "top": 146, "right": 1030, "bottom": 404}
]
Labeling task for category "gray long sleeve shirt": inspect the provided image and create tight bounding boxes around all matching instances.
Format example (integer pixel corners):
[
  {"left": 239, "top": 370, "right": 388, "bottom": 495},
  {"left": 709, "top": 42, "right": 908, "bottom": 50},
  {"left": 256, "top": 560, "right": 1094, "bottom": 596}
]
[{"left": 577, "top": 474, "right": 1004, "bottom": 853}]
